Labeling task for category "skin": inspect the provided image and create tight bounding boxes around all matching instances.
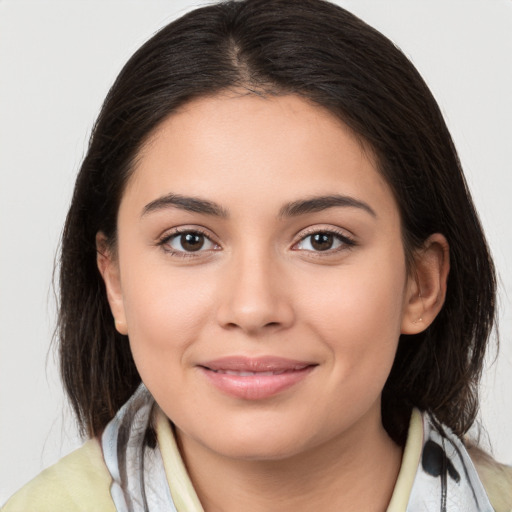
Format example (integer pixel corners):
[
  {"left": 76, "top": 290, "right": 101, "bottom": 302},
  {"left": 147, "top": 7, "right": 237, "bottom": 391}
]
[{"left": 98, "top": 92, "right": 449, "bottom": 511}]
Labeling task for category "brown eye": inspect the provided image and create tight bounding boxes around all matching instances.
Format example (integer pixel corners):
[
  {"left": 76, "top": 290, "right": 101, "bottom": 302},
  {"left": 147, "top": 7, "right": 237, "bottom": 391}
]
[
  {"left": 180, "top": 233, "right": 204, "bottom": 251},
  {"left": 310, "top": 233, "right": 334, "bottom": 251},
  {"left": 164, "top": 231, "right": 217, "bottom": 253},
  {"left": 295, "top": 230, "right": 355, "bottom": 253}
]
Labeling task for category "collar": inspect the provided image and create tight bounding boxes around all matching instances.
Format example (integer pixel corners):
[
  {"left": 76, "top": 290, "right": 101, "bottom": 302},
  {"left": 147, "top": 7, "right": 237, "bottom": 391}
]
[
  {"left": 154, "top": 406, "right": 424, "bottom": 512},
  {"left": 102, "top": 385, "right": 493, "bottom": 511}
]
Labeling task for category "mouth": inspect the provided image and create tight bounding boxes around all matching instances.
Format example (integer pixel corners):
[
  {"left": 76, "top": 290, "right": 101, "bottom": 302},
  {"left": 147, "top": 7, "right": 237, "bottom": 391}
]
[
  {"left": 209, "top": 368, "right": 306, "bottom": 376},
  {"left": 198, "top": 356, "right": 317, "bottom": 400}
]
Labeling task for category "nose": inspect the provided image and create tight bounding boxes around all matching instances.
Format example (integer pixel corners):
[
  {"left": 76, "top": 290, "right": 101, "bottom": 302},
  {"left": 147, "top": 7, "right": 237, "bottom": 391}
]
[{"left": 216, "top": 249, "right": 295, "bottom": 335}]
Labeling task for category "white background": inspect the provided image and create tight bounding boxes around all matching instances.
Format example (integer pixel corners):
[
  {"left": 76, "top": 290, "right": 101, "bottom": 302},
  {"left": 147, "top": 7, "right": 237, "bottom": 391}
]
[{"left": 1, "top": 0, "right": 511, "bottom": 503}]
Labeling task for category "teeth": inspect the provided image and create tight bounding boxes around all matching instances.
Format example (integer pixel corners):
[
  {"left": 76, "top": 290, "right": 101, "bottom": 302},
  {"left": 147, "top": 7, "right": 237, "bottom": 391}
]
[
  {"left": 216, "top": 370, "right": 286, "bottom": 376},
  {"left": 206, "top": 365, "right": 312, "bottom": 375}
]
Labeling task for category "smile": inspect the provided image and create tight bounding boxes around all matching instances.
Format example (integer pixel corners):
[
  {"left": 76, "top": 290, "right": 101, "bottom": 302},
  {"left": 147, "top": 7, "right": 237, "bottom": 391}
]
[
  {"left": 211, "top": 369, "right": 298, "bottom": 376},
  {"left": 198, "top": 357, "right": 317, "bottom": 400}
]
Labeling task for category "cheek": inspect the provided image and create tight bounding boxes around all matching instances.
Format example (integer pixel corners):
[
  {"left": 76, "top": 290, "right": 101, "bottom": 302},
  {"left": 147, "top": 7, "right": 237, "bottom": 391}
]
[
  {"left": 302, "top": 257, "right": 406, "bottom": 336},
  {"left": 119, "top": 256, "right": 217, "bottom": 374},
  {"left": 298, "top": 254, "right": 407, "bottom": 387}
]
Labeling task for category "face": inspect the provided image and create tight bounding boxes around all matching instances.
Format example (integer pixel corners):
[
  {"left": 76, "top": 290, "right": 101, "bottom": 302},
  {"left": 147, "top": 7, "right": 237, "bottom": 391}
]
[{"left": 101, "top": 93, "right": 426, "bottom": 461}]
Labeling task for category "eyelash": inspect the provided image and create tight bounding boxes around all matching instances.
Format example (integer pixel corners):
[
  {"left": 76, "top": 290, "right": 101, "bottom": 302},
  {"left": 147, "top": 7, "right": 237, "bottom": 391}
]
[
  {"left": 157, "top": 228, "right": 220, "bottom": 258},
  {"left": 292, "top": 227, "right": 356, "bottom": 255},
  {"left": 157, "top": 227, "right": 356, "bottom": 258}
]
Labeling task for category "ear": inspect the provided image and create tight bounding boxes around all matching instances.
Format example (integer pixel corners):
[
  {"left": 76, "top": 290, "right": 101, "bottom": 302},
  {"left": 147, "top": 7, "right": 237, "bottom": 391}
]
[
  {"left": 401, "top": 233, "right": 450, "bottom": 335},
  {"left": 96, "top": 232, "right": 128, "bottom": 335}
]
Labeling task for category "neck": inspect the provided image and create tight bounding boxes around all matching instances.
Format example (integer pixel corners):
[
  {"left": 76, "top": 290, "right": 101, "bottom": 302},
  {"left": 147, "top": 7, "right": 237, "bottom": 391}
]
[{"left": 176, "top": 408, "right": 403, "bottom": 512}]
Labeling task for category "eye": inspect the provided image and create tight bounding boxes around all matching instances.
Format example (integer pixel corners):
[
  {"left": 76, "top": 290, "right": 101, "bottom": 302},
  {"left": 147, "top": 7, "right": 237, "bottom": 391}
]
[
  {"left": 294, "top": 230, "right": 355, "bottom": 252},
  {"left": 161, "top": 230, "right": 219, "bottom": 254}
]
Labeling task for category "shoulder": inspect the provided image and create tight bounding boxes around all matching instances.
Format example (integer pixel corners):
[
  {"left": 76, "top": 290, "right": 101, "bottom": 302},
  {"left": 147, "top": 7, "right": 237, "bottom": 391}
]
[
  {"left": 468, "top": 445, "right": 512, "bottom": 512},
  {"left": 1, "top": 438, "right": 115, "bottom": 512}
]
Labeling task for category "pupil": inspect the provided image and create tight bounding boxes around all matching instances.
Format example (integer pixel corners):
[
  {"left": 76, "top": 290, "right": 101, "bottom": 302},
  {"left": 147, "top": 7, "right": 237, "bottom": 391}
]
[
  {"left": 182, "top": 233, "right": 204, "bottom": 251},
  {"left": 311, "top": 233, "right": 333, "bottom": 251}
]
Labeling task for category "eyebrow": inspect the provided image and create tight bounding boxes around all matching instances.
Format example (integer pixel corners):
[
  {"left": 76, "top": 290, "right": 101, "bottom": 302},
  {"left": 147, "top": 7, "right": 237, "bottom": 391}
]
[
  {"left": 141, "top": 193, "right": 376, "bottom": 219},
  {"left": 142, "top": 193, "right": 229, "bottom": 218},
  {"left": 279, "top": 195, "right": 376, "bottom": 218}
]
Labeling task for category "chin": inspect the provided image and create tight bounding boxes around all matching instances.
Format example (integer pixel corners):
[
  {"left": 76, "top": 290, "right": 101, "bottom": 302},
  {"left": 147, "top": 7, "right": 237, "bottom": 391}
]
[
  {"left": 199, "top": 422, "right": 318, "bottom": 462},
  {"left": 216, "top": 439, "right": 305, "bottom": 462}
]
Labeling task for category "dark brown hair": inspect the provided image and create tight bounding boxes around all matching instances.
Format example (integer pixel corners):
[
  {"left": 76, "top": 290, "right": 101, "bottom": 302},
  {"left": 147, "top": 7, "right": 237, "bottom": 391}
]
[{"left": 59, "top": 0, "right": 496, "bottom": 444}]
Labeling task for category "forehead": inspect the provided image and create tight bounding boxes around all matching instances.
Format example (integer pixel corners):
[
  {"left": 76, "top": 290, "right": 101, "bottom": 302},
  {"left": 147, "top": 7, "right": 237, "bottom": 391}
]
[{"left": 122, "top": 92, "right": 396, "bottom": 219}]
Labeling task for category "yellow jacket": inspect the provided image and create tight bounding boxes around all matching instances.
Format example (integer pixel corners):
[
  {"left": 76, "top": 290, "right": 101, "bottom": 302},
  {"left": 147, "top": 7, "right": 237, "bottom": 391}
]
[{"left": 3, "top": 409, "right": 511, "bottom": 511}]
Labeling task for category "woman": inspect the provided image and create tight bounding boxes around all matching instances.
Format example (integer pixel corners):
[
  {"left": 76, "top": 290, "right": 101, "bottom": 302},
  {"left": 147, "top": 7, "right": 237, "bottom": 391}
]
[{"left": 3, "top": 0, "right": 511, "bottom": 510}]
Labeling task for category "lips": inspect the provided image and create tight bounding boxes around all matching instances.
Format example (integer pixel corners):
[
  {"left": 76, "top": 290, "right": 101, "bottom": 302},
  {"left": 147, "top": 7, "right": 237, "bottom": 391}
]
[{"left": 198, "top": 356, "right": 317, "bottom": 400}]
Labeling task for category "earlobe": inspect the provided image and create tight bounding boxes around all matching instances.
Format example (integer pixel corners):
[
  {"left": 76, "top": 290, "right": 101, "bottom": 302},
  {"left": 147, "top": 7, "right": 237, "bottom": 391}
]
[
  {"left": 401, "top": 233, "right": 450, "bottom": 335},
  {"left": 96, "top": 232, "right": 128, "bottom": 335}
]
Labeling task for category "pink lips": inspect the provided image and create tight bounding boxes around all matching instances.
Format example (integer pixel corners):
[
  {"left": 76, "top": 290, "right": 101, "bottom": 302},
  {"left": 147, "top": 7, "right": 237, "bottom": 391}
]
[{"left": 198, "top": 356, "right": 316, "bottom": 400}]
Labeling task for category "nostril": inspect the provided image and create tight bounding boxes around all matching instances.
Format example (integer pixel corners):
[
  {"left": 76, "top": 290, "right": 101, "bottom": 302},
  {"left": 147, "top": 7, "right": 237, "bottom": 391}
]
[
  {"left": 216, "top": 287, "right": 295, "bottom": 333},
  {"left": 225, "top": 321, "right": 280, "bottom": 329}
]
